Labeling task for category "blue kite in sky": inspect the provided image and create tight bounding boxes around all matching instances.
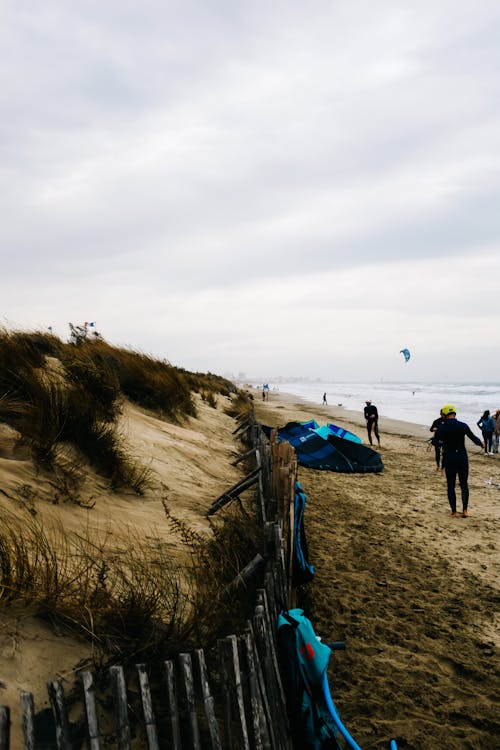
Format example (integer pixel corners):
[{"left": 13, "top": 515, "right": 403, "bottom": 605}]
[{"left": 400, "top": 348, "right": 411, "bottom": 363}]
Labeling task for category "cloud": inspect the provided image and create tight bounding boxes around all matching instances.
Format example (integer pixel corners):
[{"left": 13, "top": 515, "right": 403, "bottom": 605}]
[{"left": 1, "top": 1, "right": 499, "bottom": 380}]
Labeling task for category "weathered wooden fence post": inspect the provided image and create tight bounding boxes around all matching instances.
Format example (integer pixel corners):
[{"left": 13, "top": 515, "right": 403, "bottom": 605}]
[
  {"left": 79, "top": 670, "right": 101, "bottom": 750},
  {"left": 136, "top": 664, "right": 160, "bottom": 750},
  {"left": 164, "top": 660, "right": 182, "bottom": 750},
  {"left": 179, "top": 653, "right": 201, "bottom": 750},
  {"left": 20, "top": 692, "right": 35, "bottom": 750},
  {"left": 194, "top": 649, "right": 223, "bottom": 750},
  {"left": 110, "top": 665, "right": 132, "bottom": 750},
  {"left": 47, "top": 680, "right": 73, "bottom": 750},
  {"left": 218, "top": 635, "right": 250, "bottom": 750}
]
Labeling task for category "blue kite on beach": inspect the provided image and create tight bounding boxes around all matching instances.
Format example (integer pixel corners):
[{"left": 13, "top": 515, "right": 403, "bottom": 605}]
[
  {"left": 400, "top": 348, "right": 410, "bottom": 363},
  {"left": 274, "top": 421, "right": 383, "bottom": 473}
]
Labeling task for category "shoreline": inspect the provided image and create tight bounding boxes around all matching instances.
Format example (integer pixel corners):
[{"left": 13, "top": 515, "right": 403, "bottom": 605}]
[
  {"left": 250, "top": 388, "right": 432, "bottom": 440},
  {"left": 242, "top": 380, "right": 500, "bottom": 435}
]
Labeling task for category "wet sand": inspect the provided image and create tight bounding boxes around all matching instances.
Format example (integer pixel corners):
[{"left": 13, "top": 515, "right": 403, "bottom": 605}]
[{"left": 253, "top": 390, "right": 499, "bottom": 750}]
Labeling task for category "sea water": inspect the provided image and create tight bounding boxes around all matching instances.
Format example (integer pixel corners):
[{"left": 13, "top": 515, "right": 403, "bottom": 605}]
[{"left": 260, "top": 380, "right": 500, "bottom": 434}]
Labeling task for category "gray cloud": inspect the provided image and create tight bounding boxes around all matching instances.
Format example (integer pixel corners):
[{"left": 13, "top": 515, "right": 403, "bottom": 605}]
[{"left": 1, "top": 1, "right": 500, "bottom": 377}]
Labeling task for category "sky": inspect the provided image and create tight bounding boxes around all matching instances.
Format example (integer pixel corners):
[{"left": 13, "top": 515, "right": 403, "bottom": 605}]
[{"left": 1, "top": 0, "right": 499, "bottom": 382}]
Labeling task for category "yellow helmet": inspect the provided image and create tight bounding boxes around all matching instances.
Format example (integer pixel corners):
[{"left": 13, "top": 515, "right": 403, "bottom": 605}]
[{"left": 441, "top": 404, "right": 456, "bottom": 416}]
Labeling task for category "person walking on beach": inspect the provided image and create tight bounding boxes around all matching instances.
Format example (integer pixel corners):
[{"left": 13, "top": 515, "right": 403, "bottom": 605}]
[
  {"left": 363, "top": 400, "right": 380, "bottom": 447},
  {"left": 493, "top": 409, "right": 500, "bottom": 454},
  {"left": 477, "top": 410, "right": 495, "bottom": 455},
  {"left": 322, "top": 392, "right": 328, "bottom": 405},
  {"left": 436, "top": 404, "right": 484, "bottom": 518},
  {"left": 430, "top": 410, "right": 445, "bottom": 471}
]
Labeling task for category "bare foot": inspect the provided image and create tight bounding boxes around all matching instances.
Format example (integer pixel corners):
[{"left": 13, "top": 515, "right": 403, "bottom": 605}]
[
  {"left": 462, "top": 511, "right": 469, "bottom": 518},
  {"left": 450, "top": 512, "right": 459, "bottom": 517}
]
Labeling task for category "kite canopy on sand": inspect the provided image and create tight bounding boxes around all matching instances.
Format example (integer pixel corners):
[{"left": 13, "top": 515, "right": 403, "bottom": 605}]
[{"left": 268, "top": 421, "right": 383, "bottom": 474}]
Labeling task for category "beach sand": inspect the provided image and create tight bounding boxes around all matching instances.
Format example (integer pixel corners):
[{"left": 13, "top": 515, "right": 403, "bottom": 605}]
[{"left": 252, "top": 390, "right": 499, "bottom": 749}]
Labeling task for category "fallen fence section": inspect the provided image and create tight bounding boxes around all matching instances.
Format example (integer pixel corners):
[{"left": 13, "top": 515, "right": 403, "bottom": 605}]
[{"left": 0, "top": 416, "right": 297, "bottom": 749}]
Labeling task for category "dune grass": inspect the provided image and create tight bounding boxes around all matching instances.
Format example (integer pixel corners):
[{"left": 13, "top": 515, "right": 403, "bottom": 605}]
[{"left": 0, "top": 500, "right": 262, "bottom": 665}]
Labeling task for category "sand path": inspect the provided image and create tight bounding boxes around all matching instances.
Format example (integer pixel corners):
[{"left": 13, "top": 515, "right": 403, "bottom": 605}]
[{"left": 253, "top": 390, "right": 499, "bottom": 750}]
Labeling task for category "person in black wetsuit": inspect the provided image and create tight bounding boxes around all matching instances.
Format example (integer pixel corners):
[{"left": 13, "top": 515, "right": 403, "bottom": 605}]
[
  {"left": 363, "top": 400, "right": 380, "bottom": 447},
  {"left": 436, "top": 404, "right": 484, "bottom": 518},
  {"left": 430, "top": 411, "right": 445, "bottom": 471}
]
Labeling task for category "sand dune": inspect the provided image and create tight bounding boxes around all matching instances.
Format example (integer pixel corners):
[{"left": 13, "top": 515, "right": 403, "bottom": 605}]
[{"left": 0, "top": 393, "right": 243, "bottom": 745}]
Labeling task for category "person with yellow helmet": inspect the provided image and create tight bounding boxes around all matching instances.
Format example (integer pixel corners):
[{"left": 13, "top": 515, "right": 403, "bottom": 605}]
[{"left": 435, "top": 404, "right": 484, "bottom": 517}]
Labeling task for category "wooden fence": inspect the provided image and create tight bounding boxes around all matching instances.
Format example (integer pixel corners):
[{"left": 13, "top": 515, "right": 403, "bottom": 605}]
[{"left": 0, "top": 415, "right": 299, "bottom": 750}]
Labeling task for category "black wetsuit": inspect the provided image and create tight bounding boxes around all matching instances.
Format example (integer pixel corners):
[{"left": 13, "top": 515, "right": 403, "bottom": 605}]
[
  {"left": 430, "top": 416, "right": 445, "bottom": 468},
  {"left": 436, "top": 418, "right": 483, "bottom": 513},
  {"left": 364, "top": 404, "right": 380, "bottom": 446}
]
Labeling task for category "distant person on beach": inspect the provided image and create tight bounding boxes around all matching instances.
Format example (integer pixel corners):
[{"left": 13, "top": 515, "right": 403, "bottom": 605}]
[
  {"left": 436, "top": 404, "right": 484, "bottom": 518},
  {"left": 262, "top": 388, "right": 266, "bottom": 401},
  {"left": 430, "top": 410, "right": 445, "bottom": 471},
  {"left": 322, "top": 392, "right": 327, "bottom": 405},
  {"left": 476, "top": 410, "right": 495, "bottom": 455},
  {"left": 493, "top": 409, "right": 500, "bottom": 454},
  {"left": 363, "top": 400, "right": 380, "bottom": 447}
]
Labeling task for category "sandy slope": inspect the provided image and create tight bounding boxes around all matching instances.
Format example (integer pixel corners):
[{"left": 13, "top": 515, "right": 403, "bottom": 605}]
[
  {"left": 253, "top": 390, "right": 499, "bottom": 750},
  {"left": 0, "top": 393, "right": 243, "bottom": 745}
]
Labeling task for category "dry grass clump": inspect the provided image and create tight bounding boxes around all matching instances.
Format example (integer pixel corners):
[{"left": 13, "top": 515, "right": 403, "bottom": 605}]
[
  {"left": 182, "top": 370, "right": 235, "bottom": 398},
  {"left": 224, "top": 390, "right": 253, "bottom": 419},
  {"left": 0, "top": 328, "right": 240, "bottom": 492},
  {"left": 0, "top": 332, "right": 148, "bottom": 491},
  {"left": 0, "top": 500, "right": 263, "bottom": 665},
  {"left": 99, "top": 346, "right": 196, "bottom": 420},
  {"left": 0, "top": 513, "right": 194, "bottom": 664}
]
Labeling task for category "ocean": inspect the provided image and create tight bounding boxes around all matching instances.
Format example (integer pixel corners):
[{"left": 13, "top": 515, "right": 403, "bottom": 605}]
[{"left": 259, "top": 380, "right": 500, "bottom": 433}]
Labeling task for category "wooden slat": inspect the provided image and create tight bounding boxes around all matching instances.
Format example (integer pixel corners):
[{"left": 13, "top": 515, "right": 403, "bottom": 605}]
[
  {"left": 0, "top": 706, "right": 10, "bottom": 750},
  {"left": 47, "top": 680, "right": 72, "bottom": 750},
  {"left": 245, "top": 621, "right": 278, "bottom": 750},
  {"left": 232, "top": 417, "right": 250, "bottom": 435},
  {"left": 20, "top": 692, "right": 35, "bottom": 750},
  {"left": 240, "top": 632, "right": 266, "bottom": 750},
  {"left": 255, "top": 448, "right": 267, "bottom": 524},
  {"left": 194, "top": 649, "right": 222, "bottom": 750},
  {"left": 207, "top": 469, "right": 261, "bottom": 516},
  {"left": 179, "top": 653, "right": 201, "bottom": 750},
  {"left": 136, "top": 664, "right": 160, "bottom": 750},
  {"left": 231, "top": 447, "right": 257, "bottom": 466},
  {"left": 219, "top": 554, "right": 265, "bottom": 601},
  {"left": 253, "top": 608, "right": 289, "bottom": 747},
  {"left": 257, "top": 589, "right": 287, "bottom": 713},
  {"left": 218, "top": 636, "right": 250, "bottom": 750},
  {"left": 79, "top": 671, "right": 101, "bottom": 750},
  {"left": 164, "top": 661, "right": 181, "bottom": 750},
  {"left": 109, "top": 665, "right": 131, "bottom": 750}
]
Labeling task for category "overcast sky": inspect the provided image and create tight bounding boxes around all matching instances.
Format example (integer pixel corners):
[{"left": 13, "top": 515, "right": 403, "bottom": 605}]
[{"left": 1, "top": 0, "right": 499, "bottom": 382}]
